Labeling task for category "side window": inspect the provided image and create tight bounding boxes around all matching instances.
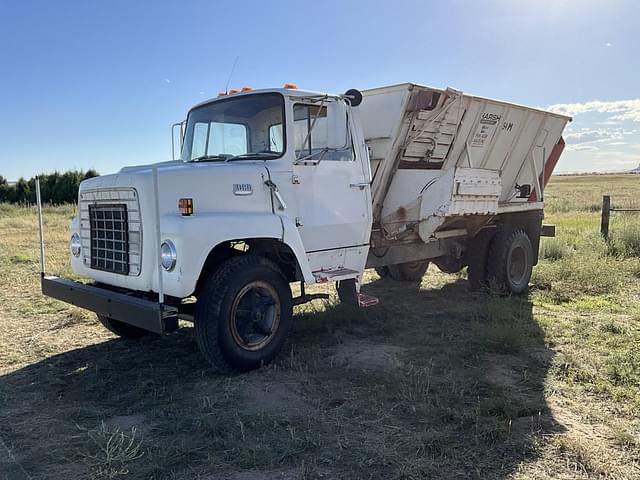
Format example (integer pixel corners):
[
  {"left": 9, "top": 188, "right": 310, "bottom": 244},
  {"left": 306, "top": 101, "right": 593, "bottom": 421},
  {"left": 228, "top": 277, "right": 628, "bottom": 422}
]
[
  {"left": 269, "top": 124, "right": 283, "bottom": 152},
  {"left": 293, "top": 104, "right": 353, "bottom": 161},
  {"left": 190, "top": 123, "right": 209, "bottom": 160}
]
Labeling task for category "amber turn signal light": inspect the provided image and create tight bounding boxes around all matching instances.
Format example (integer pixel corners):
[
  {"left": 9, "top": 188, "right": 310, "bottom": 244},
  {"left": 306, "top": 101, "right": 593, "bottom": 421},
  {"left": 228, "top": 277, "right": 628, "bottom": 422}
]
[{"left": 179, "top": 198, "right": 193, "bottom": 216}]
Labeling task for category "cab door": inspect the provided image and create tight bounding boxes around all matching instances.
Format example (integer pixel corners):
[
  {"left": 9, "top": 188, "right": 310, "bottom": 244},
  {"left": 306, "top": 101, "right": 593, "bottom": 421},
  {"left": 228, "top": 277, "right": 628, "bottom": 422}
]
[{"left": 291, "top": 102, "right": 371, "bottom": 254}]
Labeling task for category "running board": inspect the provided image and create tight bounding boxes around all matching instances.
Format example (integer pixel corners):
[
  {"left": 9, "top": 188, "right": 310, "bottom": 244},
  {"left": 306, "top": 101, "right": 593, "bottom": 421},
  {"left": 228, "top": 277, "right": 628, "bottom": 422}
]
[{"left": 312, "top": 268, "right": 359, "bottom": 283}]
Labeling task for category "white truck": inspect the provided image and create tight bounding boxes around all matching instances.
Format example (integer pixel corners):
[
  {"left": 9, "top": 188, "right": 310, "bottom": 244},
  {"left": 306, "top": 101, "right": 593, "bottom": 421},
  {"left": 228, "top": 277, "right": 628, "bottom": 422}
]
[{"left": 40, "top": 83, "right": 571, "bottom": 372}]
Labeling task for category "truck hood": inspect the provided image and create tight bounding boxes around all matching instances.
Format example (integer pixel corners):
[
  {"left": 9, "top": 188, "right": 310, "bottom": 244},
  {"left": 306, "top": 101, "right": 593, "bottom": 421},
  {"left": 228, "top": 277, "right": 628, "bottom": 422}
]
[
  {"left": 79, "top": 160, "right": 274, "bottom": 216},
  {"left": 118, "top": 159, "right": 183, "bottom": 174}
]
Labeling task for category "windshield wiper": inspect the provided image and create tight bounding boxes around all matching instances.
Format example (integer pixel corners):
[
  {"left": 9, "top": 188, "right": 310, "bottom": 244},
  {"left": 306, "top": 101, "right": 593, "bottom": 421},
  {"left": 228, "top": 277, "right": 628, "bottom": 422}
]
[
  {"left": 191, "top": 154, "right": 232, "bottom": 163},
  {"left": 225, "top": 152, "right": 281, "bottom": 162}
]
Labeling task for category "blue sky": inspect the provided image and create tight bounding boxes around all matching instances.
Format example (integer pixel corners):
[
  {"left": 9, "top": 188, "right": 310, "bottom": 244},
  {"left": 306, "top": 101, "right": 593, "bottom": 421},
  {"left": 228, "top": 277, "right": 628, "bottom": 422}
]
[{"left": 1, "top": 0, "right": 638, "bottom": 180}]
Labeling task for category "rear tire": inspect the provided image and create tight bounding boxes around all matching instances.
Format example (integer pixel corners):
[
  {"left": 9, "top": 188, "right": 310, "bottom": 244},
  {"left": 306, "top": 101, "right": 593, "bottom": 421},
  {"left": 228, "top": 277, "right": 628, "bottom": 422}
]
[
  {"left": 194, "top": 255, "right": 293, "bottom": 372},
  {"left": 487, "top": 228, "right": 533, "bottom": 294},
  {"left": 433, "top": 256, "right": 463, "bottom": 274},
  {"left": 465, "top": 228, "right": 495, "bottom": 291},
  {"left": 387, "top": 261, "right": 429, "bottom": 281},
  {"left": 97, "top": 314, "right": 149, "bottom": 339}
]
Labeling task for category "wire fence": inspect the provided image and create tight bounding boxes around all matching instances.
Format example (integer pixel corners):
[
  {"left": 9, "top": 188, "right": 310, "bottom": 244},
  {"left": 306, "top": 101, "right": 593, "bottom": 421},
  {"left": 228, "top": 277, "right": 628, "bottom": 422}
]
[{"left": 600, "top": 195, "right": 640, "bottom": 239}]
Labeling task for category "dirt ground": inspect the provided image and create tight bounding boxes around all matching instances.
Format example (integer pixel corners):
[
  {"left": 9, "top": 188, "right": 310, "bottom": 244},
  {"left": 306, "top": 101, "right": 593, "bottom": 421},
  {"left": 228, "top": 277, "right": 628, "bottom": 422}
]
[{"left": 1, "top": 175, "right": 640, "bottom": 479}]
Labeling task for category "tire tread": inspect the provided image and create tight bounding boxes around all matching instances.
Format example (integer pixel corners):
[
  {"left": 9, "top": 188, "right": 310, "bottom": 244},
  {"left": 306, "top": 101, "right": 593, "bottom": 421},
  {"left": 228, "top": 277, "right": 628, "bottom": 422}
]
[
  {"left": 194, "top": 255, "right": 288, "bottom": 373},
  {"left": 487, "top": 228, "right": 532, "bottom": 294}
]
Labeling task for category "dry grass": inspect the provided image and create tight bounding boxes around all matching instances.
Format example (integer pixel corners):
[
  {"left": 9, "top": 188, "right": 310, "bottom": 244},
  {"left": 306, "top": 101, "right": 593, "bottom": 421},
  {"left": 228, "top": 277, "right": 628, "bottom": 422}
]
[{"left": 1, "top": 174, "right": 640, "bottom": 479}]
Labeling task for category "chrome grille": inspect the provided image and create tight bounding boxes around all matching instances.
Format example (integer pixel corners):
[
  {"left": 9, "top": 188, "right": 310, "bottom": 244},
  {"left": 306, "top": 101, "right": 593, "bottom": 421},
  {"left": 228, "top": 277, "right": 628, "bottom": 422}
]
[
  {"left": 89, "top": 204, "right": 129, "bottom": 274},
  {"left": 79, "top": 188, "right": 142, "bottom": 276}
]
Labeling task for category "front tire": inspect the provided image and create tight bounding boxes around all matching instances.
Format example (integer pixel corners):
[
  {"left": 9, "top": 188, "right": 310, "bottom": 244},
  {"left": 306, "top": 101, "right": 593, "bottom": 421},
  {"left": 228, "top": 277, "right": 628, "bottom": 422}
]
[
  {"left": 487, "top": 229, "right": 534, "bottom": 294},
  {"left": 195, "top": 255, "right": 293, "bottom": 372},
  {"left": 97, "top": 314, "right": 149, "bottom": 339}
]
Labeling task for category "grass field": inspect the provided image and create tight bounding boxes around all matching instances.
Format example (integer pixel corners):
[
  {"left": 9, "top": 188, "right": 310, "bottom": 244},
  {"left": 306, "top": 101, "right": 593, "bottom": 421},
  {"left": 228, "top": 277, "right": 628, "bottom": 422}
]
[{"left": 1, "top": 174, "right": 640, "bottom": 479}]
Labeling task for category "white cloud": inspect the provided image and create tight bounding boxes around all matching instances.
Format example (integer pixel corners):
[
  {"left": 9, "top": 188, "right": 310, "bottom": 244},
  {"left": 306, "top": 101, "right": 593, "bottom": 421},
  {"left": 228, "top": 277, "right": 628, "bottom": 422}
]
[
  {"left": 564, "top": 129, "right": 617, "bottom": 143},
  {"left": 606, "top": 42, "right": 613, "bottom": 47},
  {"left": 610, "top": 111, "right": 640, "bottom": 122},
  {"left": 596, "top": 120, "right": 623, "bottom": 126},
  {"left": 567, "top": 144, "right": 599, "bottom": 151},
  {"left": 547, "top": 99, "right": 640, "bottom": 121},
  {"left": 563, "top": 127, "right": 637, "bottom": 149},
  {"left": 551, "top": 98, "right": 640, "bottom": 172},
  {"left": 164, "top": 78, "right": 171, "bottom": 84}
]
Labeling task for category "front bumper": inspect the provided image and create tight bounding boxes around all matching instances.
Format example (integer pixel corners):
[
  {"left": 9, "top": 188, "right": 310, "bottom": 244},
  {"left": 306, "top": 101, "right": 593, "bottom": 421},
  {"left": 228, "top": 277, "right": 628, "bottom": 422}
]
[{"left": 41, "top": 276, "right": 178, "bottom": 334}]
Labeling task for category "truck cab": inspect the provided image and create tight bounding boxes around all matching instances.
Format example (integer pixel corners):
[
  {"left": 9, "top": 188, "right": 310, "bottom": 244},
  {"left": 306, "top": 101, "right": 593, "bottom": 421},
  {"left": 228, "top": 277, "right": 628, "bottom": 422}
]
[
  {"left": 44, "top": 86, "right": 376, "bottom": 372},
  {"left": 70, "top": 87, "right": 373, "bottom": 299}
]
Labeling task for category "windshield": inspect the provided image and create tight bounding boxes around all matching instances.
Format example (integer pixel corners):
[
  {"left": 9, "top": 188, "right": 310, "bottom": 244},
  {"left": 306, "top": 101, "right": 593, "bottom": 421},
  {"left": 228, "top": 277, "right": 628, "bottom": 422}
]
[{"left": 182, "top": 93, "right": 285, "bottom": 162}]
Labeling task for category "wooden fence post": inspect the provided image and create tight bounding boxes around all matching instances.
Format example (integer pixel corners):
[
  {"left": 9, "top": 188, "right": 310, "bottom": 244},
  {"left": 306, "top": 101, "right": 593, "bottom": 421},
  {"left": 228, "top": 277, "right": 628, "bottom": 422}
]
[{"left": 601, "top": 195, "right": 611, "bottom": 239}]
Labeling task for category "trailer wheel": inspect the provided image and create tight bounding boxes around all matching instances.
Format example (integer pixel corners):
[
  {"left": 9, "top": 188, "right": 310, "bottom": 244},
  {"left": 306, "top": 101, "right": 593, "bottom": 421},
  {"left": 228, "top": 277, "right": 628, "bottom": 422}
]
[
  {"left": 194, "top": 255, "right": 293, "bottom": 373},
  {"left": 97, "top": 314, "right": 149, "bottom": 339},
  {"left": 374, "top": 266, "right": 390, "bottom": 279},
  {"left": 487, "top": 229, "right": 533, "bottom": 294},
  {"left": 387, "top": 261, "right": 429, "bottom": 281}
]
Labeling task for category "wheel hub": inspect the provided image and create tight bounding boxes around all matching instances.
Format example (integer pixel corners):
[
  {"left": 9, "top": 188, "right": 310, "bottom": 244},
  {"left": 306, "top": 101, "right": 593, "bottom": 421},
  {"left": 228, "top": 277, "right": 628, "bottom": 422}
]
[
  {"left": 508, "top": 245, "right": 528, "bottom": 286},
  {"left": 230, "top": 281, "right": 281, "bottom": 351}
]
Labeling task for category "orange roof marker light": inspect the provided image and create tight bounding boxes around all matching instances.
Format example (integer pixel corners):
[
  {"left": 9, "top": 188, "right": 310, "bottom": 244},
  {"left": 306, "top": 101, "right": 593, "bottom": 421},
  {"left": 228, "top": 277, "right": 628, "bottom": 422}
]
[
  {"left": 283, "top": 83, "right": 298, "bottom": 89},
  {"left": 217, "top": 92, "right": 226, "bottom": 97},
  {"left": 228, "top": 89, "right": 240, "bottom": 94},
  {"left": 241, "top": 87, "right": 254, "bottom": 92}
]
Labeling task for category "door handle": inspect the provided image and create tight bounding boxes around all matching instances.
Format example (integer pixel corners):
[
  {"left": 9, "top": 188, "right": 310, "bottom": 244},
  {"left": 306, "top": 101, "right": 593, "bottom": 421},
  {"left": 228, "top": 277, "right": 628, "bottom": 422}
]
[
  {"left": 350, "top": 182, "right": 370, "bottom": 190},
  {"left": 264, "top": 179, "right": 287, "bottom": 211}
]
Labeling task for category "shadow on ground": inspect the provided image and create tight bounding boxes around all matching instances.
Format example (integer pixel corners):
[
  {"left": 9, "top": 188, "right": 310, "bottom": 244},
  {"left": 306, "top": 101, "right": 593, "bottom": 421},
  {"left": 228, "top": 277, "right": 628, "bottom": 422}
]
[{"left": 0, "top": 277, "right": 562, "bottom": 479}]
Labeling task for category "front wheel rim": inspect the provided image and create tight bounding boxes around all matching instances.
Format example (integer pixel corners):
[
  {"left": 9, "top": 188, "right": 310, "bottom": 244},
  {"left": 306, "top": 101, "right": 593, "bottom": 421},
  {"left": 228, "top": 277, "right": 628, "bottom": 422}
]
[{"left": 230, "top": 280, "right": 281, "bottom": 351}]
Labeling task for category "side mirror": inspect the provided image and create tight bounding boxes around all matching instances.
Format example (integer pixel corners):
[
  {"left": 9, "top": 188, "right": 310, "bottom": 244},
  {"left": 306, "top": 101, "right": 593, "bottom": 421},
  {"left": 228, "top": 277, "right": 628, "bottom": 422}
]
[
  {"left": 344, "top": 89, "right": 363, "bottom": 107},
  {"left": 171, "top": 121, "right": 186, "bottom": 160},
  {"left": 327, "top": 100, "right": 349, "bottom": 150}
]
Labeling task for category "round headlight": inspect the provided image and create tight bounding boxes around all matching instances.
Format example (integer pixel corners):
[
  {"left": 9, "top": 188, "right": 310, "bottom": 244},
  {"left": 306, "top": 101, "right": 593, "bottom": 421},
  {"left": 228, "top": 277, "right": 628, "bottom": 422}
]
[
  {"left": 70, "top": 233, "right": 81, "bottom": 257},
  {"left": 160, "top": 240, "right": 177, "bottom": 271}
]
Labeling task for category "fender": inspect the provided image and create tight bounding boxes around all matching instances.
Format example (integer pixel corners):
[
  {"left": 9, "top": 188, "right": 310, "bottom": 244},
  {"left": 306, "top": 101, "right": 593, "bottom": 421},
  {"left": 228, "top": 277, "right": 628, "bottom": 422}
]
[{"left": 158, "top": 212, "right": 314, "bottom": 298}]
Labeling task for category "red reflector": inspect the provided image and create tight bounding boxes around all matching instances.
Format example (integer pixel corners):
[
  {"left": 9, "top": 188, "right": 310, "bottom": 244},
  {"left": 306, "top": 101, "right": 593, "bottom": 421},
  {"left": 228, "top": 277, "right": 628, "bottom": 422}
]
[{"left": 179, "top": 198, "right": 193, "bottom": 216}]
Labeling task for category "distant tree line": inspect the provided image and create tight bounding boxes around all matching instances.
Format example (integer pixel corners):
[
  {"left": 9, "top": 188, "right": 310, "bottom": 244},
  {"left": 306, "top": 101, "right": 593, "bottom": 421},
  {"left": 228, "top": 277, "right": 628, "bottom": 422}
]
[{"left": 0, "top": 170, "right": 99, "bottom": 204}]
